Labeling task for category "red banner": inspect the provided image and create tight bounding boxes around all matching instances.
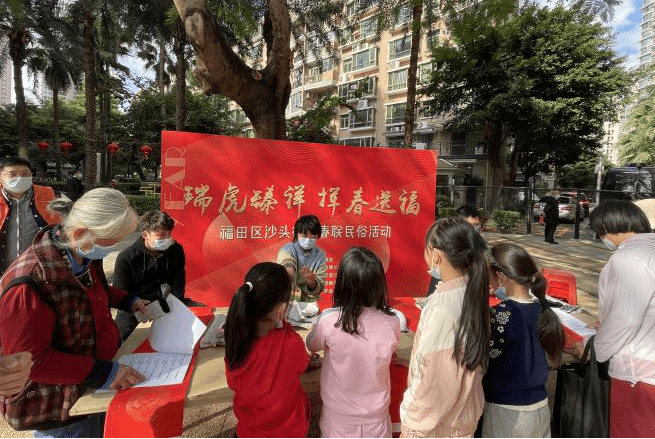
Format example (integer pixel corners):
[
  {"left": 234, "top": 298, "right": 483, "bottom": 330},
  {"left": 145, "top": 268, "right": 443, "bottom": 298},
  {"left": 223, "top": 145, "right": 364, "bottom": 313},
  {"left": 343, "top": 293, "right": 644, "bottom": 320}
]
[{"left": 160, "top": 132, "right": 437, "bottom": 307}]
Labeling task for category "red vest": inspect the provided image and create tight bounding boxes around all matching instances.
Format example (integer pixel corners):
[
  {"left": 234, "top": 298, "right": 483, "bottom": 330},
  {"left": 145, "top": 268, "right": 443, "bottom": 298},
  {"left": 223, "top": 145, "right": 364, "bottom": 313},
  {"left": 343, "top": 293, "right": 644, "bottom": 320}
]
[
  {"left": 0, "top": 226, "right": 99, "bottom": 431},
  {"left": 0, "top": 185, "right": 59, "bottom": 231}
]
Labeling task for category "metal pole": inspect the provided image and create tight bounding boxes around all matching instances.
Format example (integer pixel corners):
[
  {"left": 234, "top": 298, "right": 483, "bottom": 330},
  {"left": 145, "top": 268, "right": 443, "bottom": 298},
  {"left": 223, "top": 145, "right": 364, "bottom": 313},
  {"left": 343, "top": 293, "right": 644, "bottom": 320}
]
[
  {"left": 574, "top": 188, "right": 580, "bottom": 239},
  {"left": 527, "top": 180, "right": 532, "bottom": 235}
]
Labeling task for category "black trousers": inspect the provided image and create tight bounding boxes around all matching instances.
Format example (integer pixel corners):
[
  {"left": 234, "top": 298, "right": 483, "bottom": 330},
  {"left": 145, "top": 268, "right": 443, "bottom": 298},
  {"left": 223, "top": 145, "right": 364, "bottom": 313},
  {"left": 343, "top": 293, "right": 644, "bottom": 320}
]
[{"left": 545, "top": 222, "right": 558, "bottom": 242}]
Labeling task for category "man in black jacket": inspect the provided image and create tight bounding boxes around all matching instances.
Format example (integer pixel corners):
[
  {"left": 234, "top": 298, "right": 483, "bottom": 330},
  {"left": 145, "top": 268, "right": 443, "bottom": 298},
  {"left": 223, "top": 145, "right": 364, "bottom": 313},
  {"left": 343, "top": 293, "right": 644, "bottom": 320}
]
[
  {"left": 113, "top": 210, "right": 195, "bottom": 341},
  {"left": 543, "top": 191, "right": 560, "bottom": 244}
]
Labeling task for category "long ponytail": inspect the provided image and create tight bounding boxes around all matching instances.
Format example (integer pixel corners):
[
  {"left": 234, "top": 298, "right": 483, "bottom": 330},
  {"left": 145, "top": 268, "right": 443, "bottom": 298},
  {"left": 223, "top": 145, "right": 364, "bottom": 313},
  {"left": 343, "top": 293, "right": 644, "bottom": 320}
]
[
  {"left": 426, "top": 217, "right": 490, "bottom": 371},
  {"left": 224, "top": 262, "right": 292, "bottom": 369},
  {"left": 490, "top": 243, "right": 565, "bottom": 364}
]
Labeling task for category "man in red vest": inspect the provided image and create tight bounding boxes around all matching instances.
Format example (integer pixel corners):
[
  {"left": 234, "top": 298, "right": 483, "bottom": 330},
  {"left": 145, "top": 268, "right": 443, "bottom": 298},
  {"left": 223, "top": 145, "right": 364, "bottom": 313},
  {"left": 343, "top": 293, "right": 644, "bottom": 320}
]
[{"left": 0, "top": 156, "right": 58, "bottom": 275}]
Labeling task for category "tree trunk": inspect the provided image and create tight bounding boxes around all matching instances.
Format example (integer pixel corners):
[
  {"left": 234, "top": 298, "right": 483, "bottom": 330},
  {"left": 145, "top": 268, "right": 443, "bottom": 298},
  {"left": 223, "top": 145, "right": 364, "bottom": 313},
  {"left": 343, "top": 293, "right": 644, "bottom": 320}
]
[
  {"left": 403, "top": 0, "right": 423, "bottom": 148},
  {"left": 83, "top": 11, "right": 97, "bottom": 188},
  {"left": 159, "top": 38, "right": 167, "bottom": 130},
  {"left": 487, "top": 121, "right": 508, "bottom": 187},
  {"left": 173, "top": 0, "right": 291, "bottom": 140},
  {"left": 175, "top": 17, "right": 187, "bottom": 131},
  {"left": 99, "top": 60, "right": 111, "bottom": 183},
  {"left": 8, "top": 30, "right": 28, "bottom": 158},
  {"left": 53, "top": 86, "right": 62, "bottom": 180}
]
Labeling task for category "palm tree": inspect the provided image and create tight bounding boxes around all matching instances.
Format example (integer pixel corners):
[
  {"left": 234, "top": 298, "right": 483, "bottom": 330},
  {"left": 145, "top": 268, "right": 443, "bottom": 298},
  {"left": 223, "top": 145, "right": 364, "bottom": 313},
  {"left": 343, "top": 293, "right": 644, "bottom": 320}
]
[{"left": 0, "top": 0, "right": 55, "bottom": 157}]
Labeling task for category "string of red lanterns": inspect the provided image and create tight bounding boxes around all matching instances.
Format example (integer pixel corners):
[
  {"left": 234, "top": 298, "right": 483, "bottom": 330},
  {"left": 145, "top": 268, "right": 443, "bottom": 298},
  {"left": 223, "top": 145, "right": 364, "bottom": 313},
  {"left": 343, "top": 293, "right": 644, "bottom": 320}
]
[
  {"left": 60, "top": 141, "right": 73, "bottom": 153},
  {"left": 37, "top": 141, "right": 49, "bottom": 153}
]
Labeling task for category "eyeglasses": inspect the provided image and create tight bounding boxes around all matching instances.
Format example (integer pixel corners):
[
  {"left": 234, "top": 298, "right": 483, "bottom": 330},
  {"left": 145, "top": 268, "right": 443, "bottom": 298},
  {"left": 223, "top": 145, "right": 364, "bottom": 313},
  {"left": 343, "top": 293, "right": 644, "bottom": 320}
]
[{"left": 1, "top": 172, "right": 32, "bottom": 178}]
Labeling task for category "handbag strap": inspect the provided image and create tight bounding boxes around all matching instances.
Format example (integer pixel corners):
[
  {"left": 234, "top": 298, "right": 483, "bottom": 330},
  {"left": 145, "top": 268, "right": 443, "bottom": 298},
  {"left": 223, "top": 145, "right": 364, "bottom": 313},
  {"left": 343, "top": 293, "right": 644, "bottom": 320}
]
[{"left": 581, "top": 335, "right": 600, "bottom": 374}]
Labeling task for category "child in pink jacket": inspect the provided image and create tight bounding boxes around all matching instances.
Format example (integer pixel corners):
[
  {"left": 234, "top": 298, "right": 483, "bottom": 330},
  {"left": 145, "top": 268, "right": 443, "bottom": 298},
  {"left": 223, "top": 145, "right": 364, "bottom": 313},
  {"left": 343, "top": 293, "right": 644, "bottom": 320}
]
[{"left": 307, "top": 246, "right": 400, "bottom": 437}]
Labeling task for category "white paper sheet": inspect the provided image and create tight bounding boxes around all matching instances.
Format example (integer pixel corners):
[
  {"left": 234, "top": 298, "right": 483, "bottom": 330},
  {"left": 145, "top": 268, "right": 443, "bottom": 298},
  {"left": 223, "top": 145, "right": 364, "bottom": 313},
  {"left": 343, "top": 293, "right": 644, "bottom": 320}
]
[
  {"left": 117, "top": 353, "right": 192, "bottom": 387},
  {"left": 148, "top": 295, "right": 207, "bottom": 355},
  {"left": 553, "top": 308, "right": 596, "bottom": 344}
]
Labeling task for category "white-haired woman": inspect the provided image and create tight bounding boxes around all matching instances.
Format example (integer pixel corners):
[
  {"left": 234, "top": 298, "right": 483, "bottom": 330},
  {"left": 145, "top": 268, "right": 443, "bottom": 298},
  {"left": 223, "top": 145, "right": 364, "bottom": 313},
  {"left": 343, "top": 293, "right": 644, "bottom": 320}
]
[{"left": 0, "top": 188, "right": 149, "bottom": 437}]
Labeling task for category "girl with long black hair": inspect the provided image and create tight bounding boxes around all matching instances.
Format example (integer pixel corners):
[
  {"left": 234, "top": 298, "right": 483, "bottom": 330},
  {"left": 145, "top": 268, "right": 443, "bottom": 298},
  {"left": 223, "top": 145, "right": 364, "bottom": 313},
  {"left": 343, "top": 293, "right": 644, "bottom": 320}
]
[{"left": 400, "top": 217, "right": 490, "bottom": 437}]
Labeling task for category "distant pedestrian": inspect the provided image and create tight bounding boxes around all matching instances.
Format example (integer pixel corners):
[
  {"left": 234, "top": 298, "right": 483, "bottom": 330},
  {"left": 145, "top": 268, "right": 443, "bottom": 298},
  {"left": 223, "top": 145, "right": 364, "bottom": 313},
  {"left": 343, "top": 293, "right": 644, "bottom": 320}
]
[
  {"left": 483, "top": 243, "right": 564, "bottom": 437},
  {"left": 65, "top": 171, "right": 84, "bottom": 202},
  {"left": 307, "top": 247, "right": 400, "bottom": 437},
  {"left": 586, "top": 200, "right": 655, "bottom": 438},
  {"left": 542, "top": 191, "right": 559, "bottom": 244}
]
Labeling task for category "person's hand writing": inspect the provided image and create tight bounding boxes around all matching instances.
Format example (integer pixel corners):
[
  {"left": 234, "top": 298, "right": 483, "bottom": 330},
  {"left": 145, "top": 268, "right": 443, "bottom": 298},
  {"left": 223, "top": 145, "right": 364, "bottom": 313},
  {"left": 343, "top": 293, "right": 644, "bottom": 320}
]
[
  {"left": 109, "top": 364, "right": 146, "bottom": 390},
  {"left": 0, "top": 352, "right": 33, "bottom": 396}
]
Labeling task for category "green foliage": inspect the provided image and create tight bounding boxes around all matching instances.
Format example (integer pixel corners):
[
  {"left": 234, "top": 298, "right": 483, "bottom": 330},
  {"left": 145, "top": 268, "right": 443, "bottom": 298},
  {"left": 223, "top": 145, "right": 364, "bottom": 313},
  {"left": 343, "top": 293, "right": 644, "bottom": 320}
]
[
  {"left": 286, "top": 95, "right": 349, "bottom": 144},
  {"left": 127, "top": 194, "right": 161, "bottom": 215},
  {"left": 558, "top": 153, "right": 610, "bottom": 188},
  {"left": 492, "top": 210, "right": 522, "bottom": 233},
  {"left": 438, "top": 207, "right": 457, "bottom": 218},
  {"left": 425, "top": 1, "right": 634, "bottom": 182},
  {"left": 618, "top": 85, "right": 655, "bottom": 165}
]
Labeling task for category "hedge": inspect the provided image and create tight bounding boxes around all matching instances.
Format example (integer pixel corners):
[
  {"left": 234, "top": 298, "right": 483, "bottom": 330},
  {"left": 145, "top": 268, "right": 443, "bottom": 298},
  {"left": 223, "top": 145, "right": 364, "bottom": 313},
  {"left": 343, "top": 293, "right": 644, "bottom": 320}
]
[
  {"left": 492, "top": 210, "right": 522, "bottom": 234},
  {"left": 127, "top": 195, "right": 161, "bottom": 215}
]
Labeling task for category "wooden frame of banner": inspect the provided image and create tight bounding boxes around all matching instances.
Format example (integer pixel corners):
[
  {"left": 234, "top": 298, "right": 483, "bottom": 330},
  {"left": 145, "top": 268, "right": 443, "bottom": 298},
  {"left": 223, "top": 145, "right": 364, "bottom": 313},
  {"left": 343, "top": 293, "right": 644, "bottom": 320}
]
[{"left": 70, "top": 309, "right": 414, "bottom": 417}]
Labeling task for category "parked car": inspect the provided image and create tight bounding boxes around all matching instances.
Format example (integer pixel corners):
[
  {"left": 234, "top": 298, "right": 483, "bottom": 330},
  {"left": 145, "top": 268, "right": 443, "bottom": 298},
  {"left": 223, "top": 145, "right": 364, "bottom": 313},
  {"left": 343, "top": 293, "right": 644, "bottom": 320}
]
[
  {"left": 532, "top": 195, "right": 584, "bottom": 222},
  {"left": 562, "top": 191, "right": 590, "bottom": 216}
]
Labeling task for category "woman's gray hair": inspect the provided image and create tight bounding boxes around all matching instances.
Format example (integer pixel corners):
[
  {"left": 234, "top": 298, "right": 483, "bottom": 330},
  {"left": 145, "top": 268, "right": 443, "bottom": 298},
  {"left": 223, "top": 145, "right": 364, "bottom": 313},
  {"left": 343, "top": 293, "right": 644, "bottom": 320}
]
[{"left": 48, "top": 188, "right": 138, "bottom": 241}]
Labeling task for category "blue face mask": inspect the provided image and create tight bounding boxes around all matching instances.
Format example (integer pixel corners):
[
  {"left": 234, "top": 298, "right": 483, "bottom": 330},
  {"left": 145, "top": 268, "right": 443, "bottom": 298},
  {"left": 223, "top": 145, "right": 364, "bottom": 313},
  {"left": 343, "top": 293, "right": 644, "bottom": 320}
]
[
  {"left": 77, "top": 234, "right": 118, "bottom": 260},
  {"left": 495, "top": 286, "right": 508, "bottom": 301},
  {"left": 601, "top": 238, "right": 618, "bottom": 251},
  {"left": 427, "top": 265, "right": 441, "bottom": 280},
  {"left": 298, "top": 237, "right": 316, "bottom": 250}
]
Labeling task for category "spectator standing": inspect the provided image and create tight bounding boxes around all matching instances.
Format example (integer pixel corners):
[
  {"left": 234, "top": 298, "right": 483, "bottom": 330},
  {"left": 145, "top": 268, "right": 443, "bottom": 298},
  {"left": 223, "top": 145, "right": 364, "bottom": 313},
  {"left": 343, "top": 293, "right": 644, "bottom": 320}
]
[
  {"left": 0, "top": 156, "right": 58, "bottom": 275},
  {"left": 542, "top": 191, "right": 559, "bottom": 244},
  {"left": 587, "top": 200, "right": 655, "bottom": 438}
]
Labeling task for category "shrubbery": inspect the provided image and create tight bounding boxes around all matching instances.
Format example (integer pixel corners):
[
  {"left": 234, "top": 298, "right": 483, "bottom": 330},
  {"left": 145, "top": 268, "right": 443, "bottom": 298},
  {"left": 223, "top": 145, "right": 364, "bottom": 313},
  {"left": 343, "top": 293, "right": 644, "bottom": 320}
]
[
  {"left": 127, "top": 195, "right": 161, "bottom": 215},
  {"left": 492, "top": 210, "right": 522, "bottom": 233}
]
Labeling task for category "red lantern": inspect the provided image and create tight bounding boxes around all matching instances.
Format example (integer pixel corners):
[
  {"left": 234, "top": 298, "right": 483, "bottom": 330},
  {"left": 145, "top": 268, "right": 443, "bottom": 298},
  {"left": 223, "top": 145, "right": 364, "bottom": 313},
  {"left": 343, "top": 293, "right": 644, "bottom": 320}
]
[
  {"left": 60, "top": 141, "right": 72, "bottom": 154},
  {"left": 139, "top": 144, "right": 153, "bottom": 160},
  {"left": 37, "top": 141, "right": 49, "bottom": 153},
  {"left": 107, "top": 142, "right": 120, "bottom": 155}
]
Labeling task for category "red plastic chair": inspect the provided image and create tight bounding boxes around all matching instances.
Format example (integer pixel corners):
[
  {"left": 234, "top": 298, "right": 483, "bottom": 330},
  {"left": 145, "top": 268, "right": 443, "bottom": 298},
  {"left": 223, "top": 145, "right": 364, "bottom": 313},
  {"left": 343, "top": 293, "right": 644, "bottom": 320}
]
[{"left": 542, "top": 267, "right": 577, "bottom": 305}]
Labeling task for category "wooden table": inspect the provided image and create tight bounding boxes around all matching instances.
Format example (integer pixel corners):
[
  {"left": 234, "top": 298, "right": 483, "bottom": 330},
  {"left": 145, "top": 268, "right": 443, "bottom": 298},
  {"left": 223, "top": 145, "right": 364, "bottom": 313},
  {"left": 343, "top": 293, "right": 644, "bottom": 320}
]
[{"left": 70, "top": 310, "right": 414, "bottom": 416}]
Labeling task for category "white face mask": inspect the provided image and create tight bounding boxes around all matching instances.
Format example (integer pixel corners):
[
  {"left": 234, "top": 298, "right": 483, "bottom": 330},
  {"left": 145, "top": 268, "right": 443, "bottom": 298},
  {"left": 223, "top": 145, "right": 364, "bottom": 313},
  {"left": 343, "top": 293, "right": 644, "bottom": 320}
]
[
  {"left": 3, "top": 176, "right": 32, "bottom": 194},
  {"left": 153, "top": 238, "right": 174, "bottom": 251},
  {"left": 298, "top": 237, "right": 316, "bottom": 250},
  {"left": 427, "top": 250, "right": 441, "bottom": 279},
  {"left": 601, "top": 238, "right": 618, "bottom": 251}
]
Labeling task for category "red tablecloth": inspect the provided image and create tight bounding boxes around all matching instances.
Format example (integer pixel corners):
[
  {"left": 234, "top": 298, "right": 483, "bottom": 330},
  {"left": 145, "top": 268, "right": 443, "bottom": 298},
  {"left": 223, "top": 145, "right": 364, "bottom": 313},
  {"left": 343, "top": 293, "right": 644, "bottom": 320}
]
[{"left": 104, "top": 310, "right": 214, "bottom": 438}]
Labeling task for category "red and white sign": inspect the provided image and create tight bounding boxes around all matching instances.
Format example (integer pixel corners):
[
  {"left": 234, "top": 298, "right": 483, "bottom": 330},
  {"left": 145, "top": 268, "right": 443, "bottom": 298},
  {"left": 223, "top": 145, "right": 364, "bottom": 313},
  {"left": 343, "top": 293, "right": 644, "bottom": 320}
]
[{"left": 160, "top": 132, "right": 438, "bottom": 307}]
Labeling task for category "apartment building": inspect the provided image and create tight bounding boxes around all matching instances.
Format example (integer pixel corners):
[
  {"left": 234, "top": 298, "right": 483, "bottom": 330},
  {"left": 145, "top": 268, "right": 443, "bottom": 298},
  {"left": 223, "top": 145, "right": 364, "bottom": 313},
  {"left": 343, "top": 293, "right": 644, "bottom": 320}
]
[
  {"left": 234, "top": 4, "right": 489, "bottom": 186},
  {"left": 638, "top": 0, "right": 654, "bottom": 97}
]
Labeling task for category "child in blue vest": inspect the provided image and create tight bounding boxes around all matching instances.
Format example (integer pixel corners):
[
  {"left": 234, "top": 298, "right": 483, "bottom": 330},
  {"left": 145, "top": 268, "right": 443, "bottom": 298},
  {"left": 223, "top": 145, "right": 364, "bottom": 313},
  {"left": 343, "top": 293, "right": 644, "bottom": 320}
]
[{"left": 483, "top": 243, "right": 564, "bottom": 437}]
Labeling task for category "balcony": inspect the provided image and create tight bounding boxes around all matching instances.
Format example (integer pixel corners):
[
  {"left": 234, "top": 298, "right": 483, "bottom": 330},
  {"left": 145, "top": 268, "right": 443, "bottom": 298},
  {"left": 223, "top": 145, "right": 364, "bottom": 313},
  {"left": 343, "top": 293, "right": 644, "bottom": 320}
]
[
  {"left": 427, "top": 141, "right": 488, "bottom": 159},
  {"left": 303, "top": 71, "right": 338, "bottom": 92}
]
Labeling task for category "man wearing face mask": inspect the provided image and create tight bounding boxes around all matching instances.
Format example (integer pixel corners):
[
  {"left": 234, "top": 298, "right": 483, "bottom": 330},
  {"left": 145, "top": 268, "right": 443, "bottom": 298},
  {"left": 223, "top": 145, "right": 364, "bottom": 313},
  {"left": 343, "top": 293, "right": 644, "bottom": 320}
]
[
  {"left": 113, "top": 210, "right": 190, "bottom": 341},
  {"left": 0, "top": 157, "right": 58, "bottom": 276},
  {"left": 276, "top": 214, "right": 327, "bottom": 302}
]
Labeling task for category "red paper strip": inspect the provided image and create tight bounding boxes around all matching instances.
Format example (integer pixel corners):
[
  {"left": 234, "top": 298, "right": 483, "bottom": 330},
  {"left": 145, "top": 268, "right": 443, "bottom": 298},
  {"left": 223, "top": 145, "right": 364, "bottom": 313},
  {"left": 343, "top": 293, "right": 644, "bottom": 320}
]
[{"left": 104, "top": 314, "right": 213, "bottom": 438}]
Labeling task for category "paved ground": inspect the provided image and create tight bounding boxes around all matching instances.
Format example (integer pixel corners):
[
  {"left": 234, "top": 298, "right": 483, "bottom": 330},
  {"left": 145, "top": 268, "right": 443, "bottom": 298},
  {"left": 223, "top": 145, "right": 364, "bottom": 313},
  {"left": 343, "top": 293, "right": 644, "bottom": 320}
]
[{"left": 0, "top": 230, "right": 610, "bottom": 437}]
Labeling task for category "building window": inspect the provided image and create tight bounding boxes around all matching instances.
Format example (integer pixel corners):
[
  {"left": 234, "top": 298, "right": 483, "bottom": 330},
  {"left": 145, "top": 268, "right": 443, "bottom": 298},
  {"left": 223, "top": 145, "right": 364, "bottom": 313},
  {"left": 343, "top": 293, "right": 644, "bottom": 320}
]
[
  {"left": 287, "top": 92, "right": 302, "bottom": 115},
  {"left": 338, "top": 77, "right": 377, "bottom": 99},
  {"left": 340, "top": 108, "right": 376, "bottom": 129},
  {"left": 341, "top": 27, "right": 354, "bottom": 45},
  {"left": 340, "top": 137, "right": 375, "bottom": 147},
  {"left": 352, "top": 48, "right": 378, "bottom": 71},
  {"left": 389, "top": 36, "right": 412, "bottom": 60},
  {"left": 418, "top": 62, "right": 433, "bottom": 85},
  {"left": 360, "top": 17, "right": 376, "bottom": 39},
  {"left": 386, "top": 103, "right": 406, "bottom": 124},
  {"left": 343, "top": 58, "right": 353, "bottom": 73},
  {"left": 388, "top": 69, "right": 408, "bottom": 91},
  {"left": 393, "top": 5, "right": 412, "bottom": 27}
]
